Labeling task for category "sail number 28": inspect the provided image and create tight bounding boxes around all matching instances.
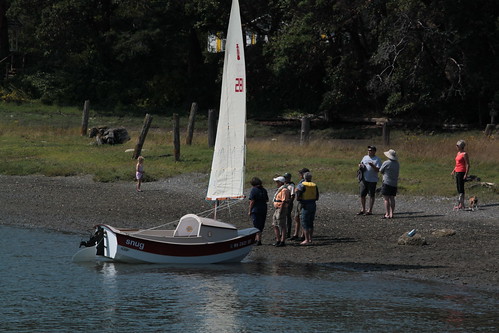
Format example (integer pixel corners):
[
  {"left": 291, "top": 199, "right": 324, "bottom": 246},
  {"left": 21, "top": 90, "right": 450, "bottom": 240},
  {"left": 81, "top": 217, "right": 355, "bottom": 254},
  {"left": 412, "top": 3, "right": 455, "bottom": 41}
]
[{"left": 235, "top": 78, "right": 244, "bottom": 92}]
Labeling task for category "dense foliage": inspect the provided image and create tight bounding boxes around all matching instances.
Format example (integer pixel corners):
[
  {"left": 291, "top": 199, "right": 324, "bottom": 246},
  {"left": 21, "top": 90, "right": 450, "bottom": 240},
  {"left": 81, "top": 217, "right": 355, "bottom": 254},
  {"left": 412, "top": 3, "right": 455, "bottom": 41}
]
[{"left": 1, "top": 0, "right": 498, "bottom": 123}]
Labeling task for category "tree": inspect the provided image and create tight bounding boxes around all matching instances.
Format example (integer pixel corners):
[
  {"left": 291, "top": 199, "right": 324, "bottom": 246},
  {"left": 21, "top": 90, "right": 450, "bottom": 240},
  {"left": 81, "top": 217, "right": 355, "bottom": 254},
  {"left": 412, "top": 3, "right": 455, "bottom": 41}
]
[
  {"left": 0, "top": 0, "right": 9, "bottom": 61},
  {"left": 2, "top": 0, "right": 498, "bottom": 124}
]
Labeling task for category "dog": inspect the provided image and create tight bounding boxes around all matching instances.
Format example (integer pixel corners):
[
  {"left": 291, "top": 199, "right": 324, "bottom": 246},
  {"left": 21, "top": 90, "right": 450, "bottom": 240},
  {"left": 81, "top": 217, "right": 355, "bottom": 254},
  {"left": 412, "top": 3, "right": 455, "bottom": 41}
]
[{"left": 469, "top": 196, "right": 479, "bottom": 211}]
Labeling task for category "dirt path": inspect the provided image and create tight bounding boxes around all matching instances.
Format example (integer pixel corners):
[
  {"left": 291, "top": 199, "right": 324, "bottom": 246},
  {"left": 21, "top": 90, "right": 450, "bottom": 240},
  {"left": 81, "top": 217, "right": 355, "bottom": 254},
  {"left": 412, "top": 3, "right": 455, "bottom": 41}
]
[{"left": 1, "top": 174, "right": 497, "bottom": 292}]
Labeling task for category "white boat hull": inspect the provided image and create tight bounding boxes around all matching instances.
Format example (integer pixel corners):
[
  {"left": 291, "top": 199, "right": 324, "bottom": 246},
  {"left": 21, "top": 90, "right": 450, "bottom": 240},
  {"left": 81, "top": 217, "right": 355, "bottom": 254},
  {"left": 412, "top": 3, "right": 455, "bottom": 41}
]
[{"left": 75, "top": 222, "right": 259, "bottom": 264}]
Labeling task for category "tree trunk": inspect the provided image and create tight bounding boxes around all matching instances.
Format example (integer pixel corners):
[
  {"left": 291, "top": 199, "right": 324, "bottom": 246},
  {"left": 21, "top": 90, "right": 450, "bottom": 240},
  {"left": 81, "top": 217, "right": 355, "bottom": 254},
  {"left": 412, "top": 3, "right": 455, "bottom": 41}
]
[{"left": 0, "top": 0, "right": 10, "bottom": 60}]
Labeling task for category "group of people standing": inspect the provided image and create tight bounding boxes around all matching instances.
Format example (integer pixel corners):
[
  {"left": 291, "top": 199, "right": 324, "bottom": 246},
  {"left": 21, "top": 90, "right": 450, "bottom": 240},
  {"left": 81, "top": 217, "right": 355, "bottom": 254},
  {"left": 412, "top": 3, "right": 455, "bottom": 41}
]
[
  {"left": 248, "top": 147, "right": 399, "bottom": 248},
  {"left": 357, "top": 139, "right": 471, "bottom": 218},
  {"left": 135, "top": 140, "right": 470, "bottom": 245},
  {"left": 248, "top": 168, "right": 319, "bottom": 247},
  {"left": 357, "top": 146, "right": 400, "bottom": 219}
]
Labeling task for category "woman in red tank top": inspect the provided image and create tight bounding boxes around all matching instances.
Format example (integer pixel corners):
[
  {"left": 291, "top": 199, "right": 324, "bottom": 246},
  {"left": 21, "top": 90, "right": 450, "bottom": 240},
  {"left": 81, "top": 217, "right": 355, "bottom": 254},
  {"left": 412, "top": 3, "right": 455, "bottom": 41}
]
[{"left": 451, "top": 140, "right": 470, "bottom": 210}]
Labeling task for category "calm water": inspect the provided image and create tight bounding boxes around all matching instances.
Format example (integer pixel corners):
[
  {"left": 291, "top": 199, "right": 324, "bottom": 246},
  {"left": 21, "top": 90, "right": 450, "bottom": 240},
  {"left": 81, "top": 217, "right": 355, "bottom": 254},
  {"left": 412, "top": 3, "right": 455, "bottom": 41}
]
[{"left": 0, "top": 225, "right": 497, "bottom": 332}]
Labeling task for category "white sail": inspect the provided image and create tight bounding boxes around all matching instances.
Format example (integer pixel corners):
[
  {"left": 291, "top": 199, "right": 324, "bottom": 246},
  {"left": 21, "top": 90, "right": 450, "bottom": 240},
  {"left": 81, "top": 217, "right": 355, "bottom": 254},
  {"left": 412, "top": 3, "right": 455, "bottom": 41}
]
[{"left": 206, "top": 0, "right": 246, "bottom": 201}]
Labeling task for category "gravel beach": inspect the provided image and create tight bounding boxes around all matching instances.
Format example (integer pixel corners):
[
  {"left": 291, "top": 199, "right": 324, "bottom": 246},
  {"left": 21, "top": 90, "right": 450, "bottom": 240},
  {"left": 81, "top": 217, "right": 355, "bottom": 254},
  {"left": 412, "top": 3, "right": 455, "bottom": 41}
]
[{"left": 1, "top": 174, "right": 497, "bottom": 292}]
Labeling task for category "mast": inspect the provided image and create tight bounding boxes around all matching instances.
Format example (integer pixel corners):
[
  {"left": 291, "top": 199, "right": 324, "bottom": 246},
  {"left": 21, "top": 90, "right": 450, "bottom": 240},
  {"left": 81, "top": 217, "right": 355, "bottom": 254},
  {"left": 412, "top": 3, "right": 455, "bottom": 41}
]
[{"left": 206, "top": 0, "right": 246, "bottom": 206}]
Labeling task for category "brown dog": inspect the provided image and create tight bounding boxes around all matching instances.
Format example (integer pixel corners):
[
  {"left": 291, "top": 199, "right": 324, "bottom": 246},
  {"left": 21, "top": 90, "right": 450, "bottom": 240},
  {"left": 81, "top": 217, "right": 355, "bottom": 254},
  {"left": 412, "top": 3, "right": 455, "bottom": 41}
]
[{"left": 469, "top": 196, "right": 478, "bottom": 211}]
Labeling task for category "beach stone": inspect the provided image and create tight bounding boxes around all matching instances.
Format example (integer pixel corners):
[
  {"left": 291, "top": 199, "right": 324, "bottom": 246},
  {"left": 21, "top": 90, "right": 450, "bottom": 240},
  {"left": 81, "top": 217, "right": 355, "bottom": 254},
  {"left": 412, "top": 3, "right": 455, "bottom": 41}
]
[
  {"left": 431, "top": 229, "right": 456, "bottom": 237},
  {"left": 398, "top": 233, "right": 427, "bottom": 246}
]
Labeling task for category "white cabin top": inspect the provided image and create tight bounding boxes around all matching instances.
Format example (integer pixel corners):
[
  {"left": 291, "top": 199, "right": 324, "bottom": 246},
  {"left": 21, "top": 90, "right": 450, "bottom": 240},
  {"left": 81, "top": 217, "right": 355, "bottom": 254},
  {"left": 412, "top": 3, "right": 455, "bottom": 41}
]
[{"left": 173, "top": 214, "right": 237, "bottom": 238}]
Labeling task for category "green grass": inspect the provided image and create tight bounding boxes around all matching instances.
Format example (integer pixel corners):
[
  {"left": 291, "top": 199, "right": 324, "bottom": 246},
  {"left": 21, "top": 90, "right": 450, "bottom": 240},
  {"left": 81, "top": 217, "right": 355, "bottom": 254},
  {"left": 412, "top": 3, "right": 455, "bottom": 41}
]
[{"left": 1, "top": 101, "right": 498, "bottom": 201}]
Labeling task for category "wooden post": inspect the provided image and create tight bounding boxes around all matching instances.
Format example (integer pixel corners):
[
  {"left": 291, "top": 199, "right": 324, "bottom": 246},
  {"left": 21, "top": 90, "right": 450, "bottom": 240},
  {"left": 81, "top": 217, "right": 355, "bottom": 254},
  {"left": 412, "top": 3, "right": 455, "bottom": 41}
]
[
  {"left": 208, "top": 109, "right": 217, "bottom": 148},
  {"left": 484, "top": 124, "right": 495, "bottom": 136},
  {"left": 186, "top": 102, "right": 198, "bottom": 145},
  {"left": 132, "top": 113, "right": 153, "bottom": 159},
  {"left": 80, "top": 100, "right": 90, "bottom": 136},
  {"left": 300, "top": 117, "right": 310, "bottom": 145},
  {"left": 382, "top": 122, "right": 390, "bottom": 146},
  {"left": 490, "top": 109, "right": 497, "bottom": 125},
  {"left": 484, "top": 106, "right": 497, "bottom": 136},
  {"left": 173, "top": 113, "right": 180, "bottom": 161}
]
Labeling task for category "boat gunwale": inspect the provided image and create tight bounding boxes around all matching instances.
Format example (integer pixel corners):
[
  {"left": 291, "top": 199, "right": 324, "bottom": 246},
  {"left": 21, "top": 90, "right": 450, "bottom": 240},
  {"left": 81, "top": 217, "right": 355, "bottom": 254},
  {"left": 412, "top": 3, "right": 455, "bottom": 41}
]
[{"left": 97, "top": 224, "right": 258, "bottom": 247}]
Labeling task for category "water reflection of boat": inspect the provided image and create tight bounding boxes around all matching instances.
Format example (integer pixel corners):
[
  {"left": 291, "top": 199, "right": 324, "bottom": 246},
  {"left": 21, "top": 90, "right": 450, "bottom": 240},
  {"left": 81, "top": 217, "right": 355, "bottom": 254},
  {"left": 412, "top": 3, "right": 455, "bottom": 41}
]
[{"left": 72, "top": 0, "right": 258, "bottom": 264}]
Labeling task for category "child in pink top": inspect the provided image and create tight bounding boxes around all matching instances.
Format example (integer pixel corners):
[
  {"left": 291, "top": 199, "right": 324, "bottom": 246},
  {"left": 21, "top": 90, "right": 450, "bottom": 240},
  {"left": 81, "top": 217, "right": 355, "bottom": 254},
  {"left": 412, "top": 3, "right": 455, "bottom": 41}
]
[{"left": 136, "top": 156, "right": 145, "bottom": 192}]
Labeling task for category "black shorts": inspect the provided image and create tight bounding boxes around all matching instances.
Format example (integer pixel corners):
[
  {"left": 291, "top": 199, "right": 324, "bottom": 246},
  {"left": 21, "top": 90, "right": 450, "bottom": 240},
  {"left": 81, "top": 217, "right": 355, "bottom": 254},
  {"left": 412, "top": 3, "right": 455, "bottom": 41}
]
[
  {"left": 360, "top": 181, "right": 377, "bottom": 197},
  {"left": 381, "top": 183, "right": 397, "bottom": 196},
  {"left": 251, "top": 212, "right": 266, "bottom": 232},
  {"left": 455, "top": 172, "right": 465, "bottom": 194}
]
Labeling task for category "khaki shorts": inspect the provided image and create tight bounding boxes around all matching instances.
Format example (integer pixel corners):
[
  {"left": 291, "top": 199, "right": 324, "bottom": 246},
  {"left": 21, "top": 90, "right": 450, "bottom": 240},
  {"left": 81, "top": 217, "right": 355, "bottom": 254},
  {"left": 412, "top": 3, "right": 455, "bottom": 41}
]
[
  {"left": 272, "top": 207, "right": 287, "bottom": 229},
  {"left": 294, "top": 201, "right": 302, "bottom": 218}
]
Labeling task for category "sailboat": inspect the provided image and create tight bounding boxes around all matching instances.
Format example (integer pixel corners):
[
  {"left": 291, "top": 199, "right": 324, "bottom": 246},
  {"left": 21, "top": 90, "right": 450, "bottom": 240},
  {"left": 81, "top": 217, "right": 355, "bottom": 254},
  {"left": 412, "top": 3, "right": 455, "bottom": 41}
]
[{"left": 72, "top": 0, "right": 259, "bottom": 264}]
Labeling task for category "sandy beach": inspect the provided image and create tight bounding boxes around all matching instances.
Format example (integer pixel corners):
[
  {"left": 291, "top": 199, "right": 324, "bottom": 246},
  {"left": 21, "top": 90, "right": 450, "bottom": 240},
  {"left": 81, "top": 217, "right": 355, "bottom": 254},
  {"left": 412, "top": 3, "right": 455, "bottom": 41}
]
[{"left": 1, "top": 174, "right": 497, "bottom": 292}]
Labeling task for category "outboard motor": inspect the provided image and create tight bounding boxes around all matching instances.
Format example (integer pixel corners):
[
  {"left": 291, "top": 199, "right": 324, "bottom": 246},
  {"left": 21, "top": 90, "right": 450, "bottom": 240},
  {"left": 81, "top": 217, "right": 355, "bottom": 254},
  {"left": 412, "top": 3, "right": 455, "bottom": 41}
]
[{"left": 79, "top": 227, "right": 105, "bottom": 248}]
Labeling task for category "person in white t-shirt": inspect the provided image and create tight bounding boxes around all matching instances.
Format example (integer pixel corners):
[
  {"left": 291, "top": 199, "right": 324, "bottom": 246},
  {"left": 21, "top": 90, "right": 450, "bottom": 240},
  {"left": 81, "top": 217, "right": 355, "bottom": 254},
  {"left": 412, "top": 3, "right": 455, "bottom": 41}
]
[{"left": 357, "top": 146, "right": 382, "bottom": 215}]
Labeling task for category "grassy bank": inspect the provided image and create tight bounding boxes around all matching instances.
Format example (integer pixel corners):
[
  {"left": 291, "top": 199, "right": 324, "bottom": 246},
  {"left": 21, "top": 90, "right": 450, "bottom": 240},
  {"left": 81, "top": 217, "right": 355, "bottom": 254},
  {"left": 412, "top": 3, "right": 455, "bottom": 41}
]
[{"left": 1, "top": 101, "right": 497, "bottom": 201}]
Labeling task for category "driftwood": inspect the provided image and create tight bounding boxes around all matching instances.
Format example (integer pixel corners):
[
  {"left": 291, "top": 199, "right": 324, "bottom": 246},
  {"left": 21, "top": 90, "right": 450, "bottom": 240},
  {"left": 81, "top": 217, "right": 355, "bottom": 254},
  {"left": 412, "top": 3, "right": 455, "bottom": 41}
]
[
  {"left": 89, "top": 126, "right": 130, "bottom": 145},
  {"left": 431, "top": 229, "right": 456, "bottom": 237}
]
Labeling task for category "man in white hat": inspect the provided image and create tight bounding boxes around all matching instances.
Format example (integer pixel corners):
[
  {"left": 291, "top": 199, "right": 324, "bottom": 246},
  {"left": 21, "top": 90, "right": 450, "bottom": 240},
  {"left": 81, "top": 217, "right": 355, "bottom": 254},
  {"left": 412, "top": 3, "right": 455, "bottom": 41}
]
[
  {"left": 379, "top": 149, "right": 400, "bottom": 219},
  {"left": 272, "top": 176, "right": 290, "bottom": 247}
]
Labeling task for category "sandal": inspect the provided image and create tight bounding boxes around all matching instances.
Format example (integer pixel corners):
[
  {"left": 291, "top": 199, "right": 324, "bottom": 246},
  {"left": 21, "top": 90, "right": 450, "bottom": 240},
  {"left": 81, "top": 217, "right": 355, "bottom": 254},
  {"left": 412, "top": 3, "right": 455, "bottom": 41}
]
[
  {"left": 364, "top": 212, "right": 373, "bottom": 216},
  {"left": 356, "top": 211, "right": 365, "bottom": 215}
]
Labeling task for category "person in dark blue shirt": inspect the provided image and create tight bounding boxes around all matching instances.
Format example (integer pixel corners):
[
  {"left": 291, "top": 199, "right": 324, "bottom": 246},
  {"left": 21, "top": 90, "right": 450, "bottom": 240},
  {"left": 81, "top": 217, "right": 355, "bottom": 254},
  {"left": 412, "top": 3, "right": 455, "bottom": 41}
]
[{"left": 248, "top": 177, "right": 269, "bottom": 245}]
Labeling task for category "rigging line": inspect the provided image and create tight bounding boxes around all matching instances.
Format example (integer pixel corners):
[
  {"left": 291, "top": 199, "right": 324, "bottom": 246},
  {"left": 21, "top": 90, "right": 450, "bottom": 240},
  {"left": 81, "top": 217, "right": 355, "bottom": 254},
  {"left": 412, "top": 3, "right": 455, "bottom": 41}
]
[
  {"left": 130, "top": 200, "right": 245, "bottom": 234},
  {"left": 130, "top": 220, "right": 179, "bottom": 234},
  {"left": 199, "top": 199, "right": 244, "bottom": 217}
]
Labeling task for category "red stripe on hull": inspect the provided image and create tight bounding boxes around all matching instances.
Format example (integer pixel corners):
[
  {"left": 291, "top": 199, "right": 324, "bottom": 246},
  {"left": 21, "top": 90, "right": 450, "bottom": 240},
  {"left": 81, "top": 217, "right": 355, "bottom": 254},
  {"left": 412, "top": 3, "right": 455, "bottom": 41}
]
[{"left": 115, "top": 232, "right": 257, "bottom": 257}]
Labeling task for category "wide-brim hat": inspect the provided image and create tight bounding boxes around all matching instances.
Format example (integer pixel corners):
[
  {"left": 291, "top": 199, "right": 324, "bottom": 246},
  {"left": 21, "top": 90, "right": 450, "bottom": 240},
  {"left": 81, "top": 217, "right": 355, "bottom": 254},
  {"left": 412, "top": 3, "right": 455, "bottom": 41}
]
[{"left": 384, "top": 149, "right": 398, "bottom": 160}]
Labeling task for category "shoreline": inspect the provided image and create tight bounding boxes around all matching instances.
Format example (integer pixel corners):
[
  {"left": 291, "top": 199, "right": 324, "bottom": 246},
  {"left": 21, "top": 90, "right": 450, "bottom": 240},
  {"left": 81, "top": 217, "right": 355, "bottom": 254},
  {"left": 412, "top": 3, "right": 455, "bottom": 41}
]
[{"left": 1, "top": 174, "right": 498, "bottom": 293}]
